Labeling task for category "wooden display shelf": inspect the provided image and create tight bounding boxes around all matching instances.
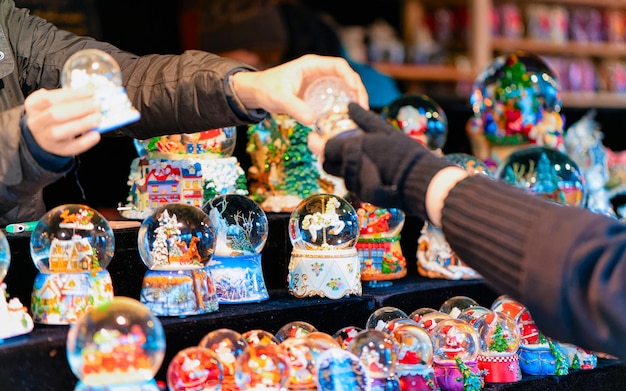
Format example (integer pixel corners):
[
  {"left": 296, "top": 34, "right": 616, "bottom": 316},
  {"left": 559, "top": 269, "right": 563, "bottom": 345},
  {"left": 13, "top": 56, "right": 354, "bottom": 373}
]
[
  {"left": 371, "top": 62, "right": 476, "bottom": 82},
  {"left": 492, "top": 37, "right": 626, "bottom": 59},
  {"left": 562, "top": 91, "right": 626, "bottom": 108}
]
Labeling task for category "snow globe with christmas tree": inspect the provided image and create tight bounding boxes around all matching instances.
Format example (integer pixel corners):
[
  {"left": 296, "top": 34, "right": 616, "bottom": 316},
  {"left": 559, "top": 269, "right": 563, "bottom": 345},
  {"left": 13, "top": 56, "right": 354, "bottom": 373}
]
[
  {"left": 202, "top": 194, "right": 269, "bottom": 303},
  {"left": 138, "top": 203, "right": 218, "bottom": 316},
  {"left": 473, "top": 311, "right": 521, "bottom": 383},
  {"left": 30, "top": 204, "right": 115, "bottom": 325},
  {"left": 0, "top": 230, "right": 34, "bottom": 340},
  {"left": 287, "top": 194, "right": 361, "bottom": 299}
]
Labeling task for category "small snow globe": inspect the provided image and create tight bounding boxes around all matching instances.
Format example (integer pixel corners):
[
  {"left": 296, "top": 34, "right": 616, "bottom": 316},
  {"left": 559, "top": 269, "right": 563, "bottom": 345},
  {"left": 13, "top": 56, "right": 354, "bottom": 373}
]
[
  {"left": 62, "top": 48, "right": 140, "bottom": 133},
  {"left": 315, "top": 348, "right": 370, "bottom": 391},
  {"left": 457, "top": 306, "right": 493, "bottom": 326},
  {"left": 439, "top": 296, "right": 479, "bottom": 319},
  {"left": 203, "top": 194, "right": 269, "bottom": 303},
  {"left": 280, "top": 337, "right": 320, "bottom": 390},
  {"left": 382, "top": 93, "right": 448, "bottom": 151},
  {"left": 235, "top": 344, "right": 290, "bottom": 391},
  {"left": 67, "top": 297, "right": 165, "bottom": 391},
  {"left": 416, "top": 311, "right": 453, "bottom": 334},
  {"left": 346, "top": 329, "right": 400, "bottom": 390},
  {"left": 333, "top": 326, "right": 363, "bottom": 350},
  {"left": 473, "top": 311, "right": 521, "bottom": 383},
  {"left": 305, "top": 331, "right": 342, "bottom": 351},
  {"left": 408, "top": 307, "right": 439, "bottom": 323},
  {"left": 30, "top": 204, "right": 114, "bottom": 325},
  {"left": 467, "top": 51, "right": 564, "bottom": 162},
  {"left": 288, "top": 194, "right": 362, "bottom": 299},
  {"left": 0, "top": 230, "right": 34, "bottom": 340},
  {"left": 444, "top": 153, "right": 493, "bottom": 176},
  {"left": 496, "top": 145, "right": 586, "bottom": 207},
  {"left": 242, "top": 329, "right": 280, "bottom": 346},
  {"left": 167, "top": 347, "right": 223, "bottom": 391},
  {"left": 303, "top": 76, "right": 359, "bottom": 137},
  {"left": 198, "top": 328, "right": 247, "bottom": 389},
  {"left": 430, "top": 318, "right": 483, "bottom": 391},
  {"left": 275, "top": 320, "right": 317, "bottom": 342},
  {"left": 390, "top": 323, "right": 437, "bottom": 391},
  {"left": 366, "top": 306, "right": 409, "bottom": 332},
  {"left": 138, "top": 203, "right": 218, "bottom": 316}
]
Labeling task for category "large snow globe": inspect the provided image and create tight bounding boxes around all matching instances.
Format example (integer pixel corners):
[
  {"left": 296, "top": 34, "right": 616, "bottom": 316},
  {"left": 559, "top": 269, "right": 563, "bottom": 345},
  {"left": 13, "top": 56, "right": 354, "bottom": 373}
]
[
  {"left": 138, "top": 203, "right": 218, "bottom": 316},
  {"left": 30, "top": 204, "right": 114, "bottom": 325},
  {"left": 287, "top": 194, "right": 361, "bottom": 299},
  {"left": 67, "top": 297, "right": 165, "bottom": 391},
  {"left": 62, "top": 48, "right": 140, "bottom": 133},
  {"left": 202, "top": 194, "right": 269, "bottom": 303},
  {"left": 0, "top": 230, "right": 34, "bottom": 340}
]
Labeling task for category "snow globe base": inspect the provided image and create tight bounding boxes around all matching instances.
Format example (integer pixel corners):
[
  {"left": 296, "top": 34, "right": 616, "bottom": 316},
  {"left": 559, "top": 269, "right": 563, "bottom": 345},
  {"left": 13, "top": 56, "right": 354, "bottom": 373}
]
[
  {"left": 0, "top": 283, "right": 34, "bottom": 341},
  {"left": 288, "top": 248, "right": 361, "bottom": 300},
  {"left": 477, "top": 353, "right": 521, "bottom": 383},
  {"left": 31, "top": 270, "right": 113, "bottom": 325},
  {"left": 210, "top": 254, "right": 269, "bottom": 304},
  {"left": 140, "top": 268, "right": 218, "bottom": 316},
  {"left": 433, "top": 360, "right": 480, "bottom": 391},
  {"left": 518, "top": 344, "right": 568, "bottom": 375},
  {"left": 74, "top": 378, "right": 160, "bottom": 391}
]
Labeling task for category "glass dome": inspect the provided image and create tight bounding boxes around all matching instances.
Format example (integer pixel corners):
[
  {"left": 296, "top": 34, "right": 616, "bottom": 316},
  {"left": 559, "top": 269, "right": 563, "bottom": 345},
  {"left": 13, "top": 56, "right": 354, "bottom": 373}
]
[
  {"left": 303, "top": 76, "right": 359, "bottom": 137},
  {"left": 30, "top": 204, "right": 114, "bottom": 273},
  {"left": 138, "top": 203, "right": 215, "bottom": 270},
  {"left": 198, "top": 328, "right": 247, "bottom": 381},
  {"left": 382, "top": 94, "right": 448, "bottom": 150},
  {"left": 346, "top": 329, "right": 399, "bottom": 380},
  {"left": 439, "top": 296, "right": 480, "bottom": 318},
  {"left": 62, "top": 48, "right": 122, "bottom": 90},
  {"left": 431, "top": 319, "right": 480, "bottom": 363},
  {"left": 289, "top": 194, "right": 360, "bottom": 250},
  {"left": 167, "top": 347, "right": 223, "bottom": 391},
  {"left": 134, "top": 127, "right": 237, "bottom": 159},
  {"left": 202, "top": 194, "right": 268, "bottom": 256},
  {"left": 366, "top": 306, "right": 409, "bottom": 331},
  {"left": 66, "top": 297, "right": 166, "bottom": 386},
  {"left": 445, "top": 153, "right": 493, "bottom": 176},
  {"left": 391, "top": 323, "right": 435, "bottom": 369},
  {"left": 235, "top": 344, "right": 290, "bottom": 390},
  {"left": 474, "top": 311, "right": 520, "bottom": 354},
  {"left": 275, "top": 320, "right": 317, "bottom": 342}
]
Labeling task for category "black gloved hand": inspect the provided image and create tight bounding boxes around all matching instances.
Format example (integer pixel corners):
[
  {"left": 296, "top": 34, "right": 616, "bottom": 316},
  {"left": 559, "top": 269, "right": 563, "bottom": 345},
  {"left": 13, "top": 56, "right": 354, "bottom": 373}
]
[{"left": 323, "top": 103, "right": 453, "bottom": 219}]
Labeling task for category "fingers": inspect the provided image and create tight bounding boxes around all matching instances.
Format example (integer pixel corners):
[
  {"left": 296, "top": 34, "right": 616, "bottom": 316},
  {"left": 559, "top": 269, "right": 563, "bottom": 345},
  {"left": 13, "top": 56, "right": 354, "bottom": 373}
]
[
  {"left": 24, "top": 88, "right": 95, "bottom": 111},
  {"left": 307, "top": 132, "right": 327, "bottom": 158},
  {"left": 347, "top": 103, "right": 394, "bottom": 135}
]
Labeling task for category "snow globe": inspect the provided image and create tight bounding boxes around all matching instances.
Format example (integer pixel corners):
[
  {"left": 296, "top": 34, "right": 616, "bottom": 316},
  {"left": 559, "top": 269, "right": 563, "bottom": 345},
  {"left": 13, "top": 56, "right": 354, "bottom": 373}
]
[
  {"left": 30, "top": 204, "right": 114, "bottom": 325},
  {"left": 306, "top": 331, "right": 342, "bottom": 351},
  {"left": 198, "top": 328, "right": 247, "bottom": 390},
  {"left": 303, "top": 76, "right": 358, "bottom": 137},
  {"left": 408, "top": 308, "right": 439, "bottom": 323},
  {"left": 203, "top": 194, "right": 269, "bottom": 303},
  {"left": 280, "top": 337, "right": 320, "bottom": 390},
  {"left": 315, "top": 348, "right": 370, "bottom": 391},
  {"left": 382, "top": 94, "right": 448, "bottom": 151},
  {"left": 333, "top": 326, "right": 364, "bottom": 350},
  {"left": 496, "top": 145, "right": 586, "bottom": 207},
  {"left": 242, "top": 329, "right": 280, "bottom": 346},
  {"left": 416, "top": 312, "right": 453, "bottom": 334},
  {"left": 167, "top": 347, "right": 223, "bottom": 391},
  {"left": 473, "top": 311, "right": 521, "bottom": 383},
  {"left": 287, "top": 194, "right": 362, "bottom": 299},
  {"left": 456, "top": 306, "right": 492, "bottom": 327},
  {"left": 138, "top": 203, "right": 218, "bottom": 316},
  {"left": 235, "top": 343, "right": 290, "bottom": 391},
  {"left": 0, "top": 230, "right": 34, "bottom": 340},
  {"left": 467, "top": 51, "right": 564, "bottom": 164},
  {"left": 62, "top": 48, "right": 140, "bottom": 133},
  {"left": 346, "top": 329, "right": 400, "bottom": 391},
  {"left": 354, "top": 201, "right": 407, "bottom": 288},
  {"left": 365, "top": 306, "right": 409, "bottom": 332},
  {"left": 444, "top": 153, "right": 492, "bottom": 177},
  {"left": 439, "top": 296, "right": 479, "bottom": 319},
  {"left": 430, "top": 319, "right": 483, "bottom": 391},
  {"left": 390, "top": 323, "right": 439, "bottom": 391},
  {"left": 275, "top": 320, "right": 318, "bottom": 342},
  {"left": 67, "top": 297, "right": 165, "bottom": 391}
]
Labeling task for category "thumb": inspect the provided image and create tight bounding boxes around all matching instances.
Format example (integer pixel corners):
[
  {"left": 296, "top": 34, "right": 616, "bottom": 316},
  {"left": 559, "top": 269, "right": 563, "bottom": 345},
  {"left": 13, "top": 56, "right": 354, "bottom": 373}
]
[{"left": 348, "top": 103, "right": 395, "bottom": 135}]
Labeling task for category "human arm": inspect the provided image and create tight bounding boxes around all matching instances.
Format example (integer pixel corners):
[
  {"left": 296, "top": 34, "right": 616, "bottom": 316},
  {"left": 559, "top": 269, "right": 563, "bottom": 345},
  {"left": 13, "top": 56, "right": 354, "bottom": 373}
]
[{"left": 313, "top": 103, "right": 626, "bottom": 356}]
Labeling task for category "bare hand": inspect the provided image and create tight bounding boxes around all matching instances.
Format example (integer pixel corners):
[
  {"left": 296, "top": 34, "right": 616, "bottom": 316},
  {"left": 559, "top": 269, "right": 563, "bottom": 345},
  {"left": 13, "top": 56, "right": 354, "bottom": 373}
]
[{"left": 24, "top": 88, "right": 102, "bottom": 156}]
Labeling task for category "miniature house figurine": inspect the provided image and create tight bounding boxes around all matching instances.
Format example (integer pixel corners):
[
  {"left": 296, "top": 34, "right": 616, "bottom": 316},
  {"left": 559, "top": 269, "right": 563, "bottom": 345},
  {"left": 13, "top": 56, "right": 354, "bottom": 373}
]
[
  {"left": 138, "top": 203, "right": 218, "bottom": 316},
  {"left": 203, "top": 194, "right": 269, "bottom": 303},
  {"left": 30, "top": 204, "right": 115, "bottom": 325},
  {"left": 287, "top": 194, "right": 362, "bottom": 299}
]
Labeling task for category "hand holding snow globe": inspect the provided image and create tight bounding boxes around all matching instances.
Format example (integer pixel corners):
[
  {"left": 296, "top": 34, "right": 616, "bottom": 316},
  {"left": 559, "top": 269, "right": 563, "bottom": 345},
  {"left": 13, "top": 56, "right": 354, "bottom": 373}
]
[
  {"left": 288, "top": 194, "right": 361, "bottom": 299},
  {"left": 30, "top": 204, "right": 114, "bottom": 324},
  {"left": 62, "top": 48, "right": 140, "bottom": 133},
  {"left": 304, "top": 76, "right": 359, "bottom": 138},
  {"left": 138, "top": 203, "right": 218, "bottom": 316},
  {"left": 202, "top": 194, "right": 269, "bottom": 303}
]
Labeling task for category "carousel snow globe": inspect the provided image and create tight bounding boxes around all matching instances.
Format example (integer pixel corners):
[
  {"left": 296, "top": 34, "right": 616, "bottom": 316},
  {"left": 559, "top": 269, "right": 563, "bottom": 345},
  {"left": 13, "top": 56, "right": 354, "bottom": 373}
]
[
  {"left": 203, "top": 194, "right": 269, "bottom": 303},
  {"left": 287, "top": 194, "right": 361, "bottom": 299},
  {"left": 67, "top": 297, "right": 166, "bottom": 391},
  {"left": 390, "top": 322, "right": 439, "bottom": 391},
  {"left": 0, "top": 230, "right": 34, "bottom": 340},
  {"left": 138, "top": 203, "right": 218, "bottom": 316},
  {"left": 473, "top": 311, "right": 521, "bottom": 383},
  {"left": 62, "top": 48, "right": 140, "bottom": 133},
  {"left": 467, "top": 51, "right": 564, "bottom": 165},
  {"left": 30, "top": 204, "right": 114, "bottom": 325}
]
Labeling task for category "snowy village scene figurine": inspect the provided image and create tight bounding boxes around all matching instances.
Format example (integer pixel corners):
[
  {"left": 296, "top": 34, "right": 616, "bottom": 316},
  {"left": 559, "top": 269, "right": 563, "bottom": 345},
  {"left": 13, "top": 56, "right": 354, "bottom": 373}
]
[
  {"left": 203, "top": 194, "right": 269, "bottom": 303},
  {"left": 30, "top": 204, "right": 115, "bottom": 325},
  {"left": 67, "top": 297, "right": 166, "bottom": 391},
  {"left": 0, "top": 230, "right": 33, "bottom": 340},
  {"left": 138, "top": 203, "right": 218, "bottom": 316},
  {"left": 62, "top": 48, "right": 140, "bottom": 133},
  {"left": 288, "top": 194, "right": 361, "bottom": 299}
]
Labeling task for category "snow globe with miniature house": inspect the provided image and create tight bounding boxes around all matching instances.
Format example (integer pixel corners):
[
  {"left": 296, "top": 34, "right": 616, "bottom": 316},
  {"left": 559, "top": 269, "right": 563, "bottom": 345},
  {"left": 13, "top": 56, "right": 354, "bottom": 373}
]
[
  {"left": 202, "top": 194, "right": 269, "bottom": 303},
  {"left": 287, "top": 194, "right": 361, "bottom": 299},
  {"left": 30, "top": 204, "right": 114, "bottom": 325},
  {"left": 138, "top": 203, "right": 218, "bottom": 316},
  {"left": 0, "top": 230, "right": 33, "bottom": 340}
]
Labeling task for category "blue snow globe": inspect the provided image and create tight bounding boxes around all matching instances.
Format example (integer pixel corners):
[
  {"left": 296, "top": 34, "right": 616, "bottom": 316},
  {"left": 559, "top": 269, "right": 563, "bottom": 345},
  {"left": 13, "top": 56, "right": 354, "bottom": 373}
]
[{"left": 138, "top": 203, "right": 218, "bottom": 316}]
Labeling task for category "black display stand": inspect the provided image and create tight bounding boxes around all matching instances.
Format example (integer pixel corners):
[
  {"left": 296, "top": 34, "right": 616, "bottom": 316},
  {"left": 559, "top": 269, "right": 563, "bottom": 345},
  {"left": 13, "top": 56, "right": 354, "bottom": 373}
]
[{"left": 1, "top": 214, "right": 625, "bottom": 390}]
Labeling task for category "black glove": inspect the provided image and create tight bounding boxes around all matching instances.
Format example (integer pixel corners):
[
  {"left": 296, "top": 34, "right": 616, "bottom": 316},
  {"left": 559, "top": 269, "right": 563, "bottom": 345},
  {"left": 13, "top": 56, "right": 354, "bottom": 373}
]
[{"left": 323, "top": 103, "right": 453, "bottom": 220}]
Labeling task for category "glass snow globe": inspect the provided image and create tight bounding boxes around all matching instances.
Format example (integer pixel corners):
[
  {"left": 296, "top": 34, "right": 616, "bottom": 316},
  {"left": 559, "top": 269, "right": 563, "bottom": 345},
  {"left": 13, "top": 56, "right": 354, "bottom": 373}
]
[
  {"left": 346, "top": 329, "right": 400, "bottom": 391},
  {"left": 275, "top": 320, "right": 318, "bottom": 342},
  {"left": 303, "top": 76, "right": 359, "bottom": 137},
  {"left": 138, "top": 203, "right": 218, "bottom": 316},
  {"left": 467, "top": 51, "right": 564, "bottom": 162},
  {"left": 0, "top": 230, "right": 34, "bottom": 340},
  {"left": 235, "top": 343, "right": 290, "bottom": 391},
  {"left": 390, "top": 323, "right": 437, "bottom": 391},
  {"left": 366, "top": 306, "right": 409, "bottom": 332},
  {"left": 62, "top": 48, "right": 140, "bottom": 133},
  {"left": 445, "top": 152, "right": 493, "bottom": 176},
  {"left": 198, "top": 328, "right": 247, "bottom": 389},
  {"left": 473, "top": 311, "right": 521, "bottom": 383},
  {"left": 382, "top": 93, "right": 448, "bottom": 151},
  {"left": 30, "top": 204, "right": 114, "bottom": 325},
  {"left": 280, "top": 337, "right": 320, "bottom": 390},
  {"left": 496, "top": 145, "right": 586, "bottom": 207},
  {"left": 439, "top": 296, "right": 479, "bottom": 319},
  {"left": 167, "top": 347, "right": 223, "bottom": 391},
  {"left": 202, "top": 194, "right": 269, "bottom": 303},
  {"left": 67, "top": 297, "right": 165, "bottom": 391},
  {"left": 288, "top": 194, "right": 361, "bottom": 299}
]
